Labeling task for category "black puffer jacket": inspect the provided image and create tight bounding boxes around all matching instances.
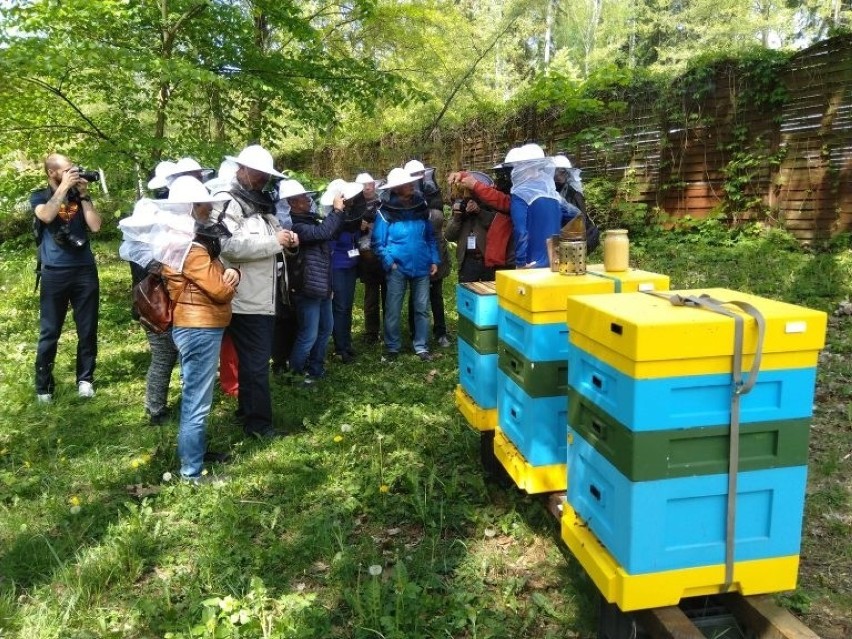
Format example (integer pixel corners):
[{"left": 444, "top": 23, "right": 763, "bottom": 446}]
[{"left": 290, "top": 210, "right": 344, "bottom": 299}]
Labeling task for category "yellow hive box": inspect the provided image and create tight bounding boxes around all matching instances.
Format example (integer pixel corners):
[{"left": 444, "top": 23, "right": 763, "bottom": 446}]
[
  {"left": 567, "top": 288, "right": 827, "bottom": 378},
  {"left": 560, "top": 500, "right": 799, "bottom": 611},
  {"left": 586, "top": 264, "right": 671, "bottom": 293},
  {"left": 493, "top": 426, "right": 566, "bottom": 494},
  {"left": 454, "top": 385, "right": 497, "bottom": 432},
  {"left": 496, "top": 269, "right": 614, "bottom": 315}
]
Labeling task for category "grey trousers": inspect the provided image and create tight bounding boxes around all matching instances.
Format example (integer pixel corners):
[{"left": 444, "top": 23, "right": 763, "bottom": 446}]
[{"left": 144, "top": 326, "right": 179, "bottom": 417}]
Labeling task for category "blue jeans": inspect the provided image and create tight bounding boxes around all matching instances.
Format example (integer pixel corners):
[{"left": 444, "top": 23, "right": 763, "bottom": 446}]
[
  {"left": 172, "top": 327, "right": 224, "bottom": 479},
  {"left": 332, "top": 267, "right": 358, "bottom": 354},
  {"left": 384, "top": 269, "right": 430, "bottom": 354},
  {"left": 289, "top": 295, "right": 333, "bottom": 376}
]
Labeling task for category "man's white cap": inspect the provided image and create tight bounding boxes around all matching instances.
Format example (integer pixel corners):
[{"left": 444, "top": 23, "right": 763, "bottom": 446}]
[
  {"left": 165, "top": 157, "right": 205, "bottom": 186},
  {"left": 172, "top": 157, "right": 203, "bottom": 174},
  {"left": 147, "top": 160, "right": 177, "bottom": 190},
  {"left": 225, "top": 144, "right": 285, "bottom": 178},
  {"left": 319, "top": 179, "right": 364, "bottom": 206},
  {"left": 167, "top": 176, "right": 231, "bottom": 205},
  {"left": 494, "top": 146, "right": 524, "bottom": 169},
  {"left": 403, "top": 159, "right": 426, "bottom": 176},
  {"left": 378, "top": 167, "right": 420, "bottom": 190},
  {"left": 278, "top": 179, "right": 311, "bottom": 200},
  {"left": 354, "top": 172, "right": 375, "bottom": 184},
  {"left": 552, "top": 155, "right": 572, "bottom": 169},
  {"left": 513, "top": 143, "right": 546, "bottom": 164}
]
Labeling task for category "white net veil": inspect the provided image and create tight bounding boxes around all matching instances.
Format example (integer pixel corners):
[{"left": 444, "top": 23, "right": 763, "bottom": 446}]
[
  {"left": 119, "top": 198, "right": 195, "bottom": 272},
  {"left": 510, "top": 158, "right": 559, "bottom": 205}
]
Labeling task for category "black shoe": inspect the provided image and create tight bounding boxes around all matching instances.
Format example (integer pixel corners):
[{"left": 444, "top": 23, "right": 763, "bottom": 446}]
[
  {"left": 363, "top": 334, "right": 379, "bottom": 344},
  {"left": 416, "top": 351, "right": 433, "bottom": 362},
  {"left": 384, "top": 351, "right": 399, "bottom": 362},
  {"left": 204, "top": 450, "right": 232, "bottom": 464},
  {"left": 339, "top": 351, "right": 354, "bottom": 364}
]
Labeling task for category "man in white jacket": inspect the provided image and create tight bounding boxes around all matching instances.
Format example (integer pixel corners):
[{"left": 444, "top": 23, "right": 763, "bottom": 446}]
[{"left": 216, "top": 145, "right": 298, "bottom": 438}]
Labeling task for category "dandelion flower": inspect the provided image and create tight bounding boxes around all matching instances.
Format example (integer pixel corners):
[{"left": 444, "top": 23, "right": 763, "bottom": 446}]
[
  {"left": 201, "top": 469, "right": 208, "bottom": 476},
  {"left": 368, "top": 564, "right": 383, "bottom": 576},
  {"left": 162, "top": 472, "right": 173, "bottom": 482},
  {"left": 23, "top": 461, "right": 31, "bottom": 468},
  {"left": 70, "top": 505, "right": 81, "bottom": 515},
  {"left": 379, "top": 484, "right": 390, "bottom": 494},
  {"left": 69, "top": 495, "right": 81, "bottom": 507},
  {"left": 130, "top": 459, "right": 141, "bottom": 469},
  {"left": 334, "top": 435, "right": 343, "bottom": 443},
  {"left": 484, "top": 527, "right": 496, "bottom": 538},
  {"left": 340, "top": 424, "right": 353, "bottom": 433}
]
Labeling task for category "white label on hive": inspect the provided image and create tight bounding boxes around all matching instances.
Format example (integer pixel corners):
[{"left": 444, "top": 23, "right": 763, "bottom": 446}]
[
  {"left": 785, "top": 321, "right": 806, "bottom": 334},
  {"left": 638, "top": 283, "right": 655, "bottom": 291}
]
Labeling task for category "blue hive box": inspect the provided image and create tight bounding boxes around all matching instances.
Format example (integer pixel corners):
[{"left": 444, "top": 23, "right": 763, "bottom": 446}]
[
  {"left": 458, "top": 337, "right": 499, "bottom": 410},
  {"left": 457, "top": 282, "right": 498, "bottom": 328},
  {"left": 567, "top": 433, "right": 808, "bottom": 574},
  {"left": 568, "top": 342, "right": 817, "bottom": 431},
  {"left": 497, "top": 306, "right": 570, "bottom": 363},
  {"left": 497, "top": 370, "right": 568, "bottom": 467}
]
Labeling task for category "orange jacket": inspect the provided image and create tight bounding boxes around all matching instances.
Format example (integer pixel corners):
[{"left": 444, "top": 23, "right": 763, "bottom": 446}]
[{"left": 164, "top": 244, "right": 235, "bottom": 328}]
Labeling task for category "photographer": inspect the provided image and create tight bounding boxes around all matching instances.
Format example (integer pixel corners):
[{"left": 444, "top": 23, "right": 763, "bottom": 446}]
[
  {"left": 30, "top": 154, "right": 102, "bottom": 402},
  {"left": 445, "top": 171, "right": 498, "bottom": 282}
]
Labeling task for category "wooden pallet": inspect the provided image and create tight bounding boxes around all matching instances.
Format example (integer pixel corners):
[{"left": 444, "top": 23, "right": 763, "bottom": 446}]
[{"left": 544, "top": 494, "right": 822, "bottom": 639}]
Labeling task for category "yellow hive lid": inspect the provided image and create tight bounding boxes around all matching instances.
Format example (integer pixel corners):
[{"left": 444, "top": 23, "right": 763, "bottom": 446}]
[
  {"left": 496, "top": 269, "right": 614, "bottom": 313},
  {"left": 586, "top": 264, "right": 671, "bottom": 293},
  {"left": 566, "top": 288, "right": 827, "bottom": 362}
]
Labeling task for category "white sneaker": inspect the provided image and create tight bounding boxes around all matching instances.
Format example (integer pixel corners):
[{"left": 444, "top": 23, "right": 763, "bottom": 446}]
[
  {"left": 36, "top": 393, "right": 53, "bottom": 404},
  {"left": 437, "top": 335, "right": 452, "bottom": 349},
  {"left": 77, "top": 381, "right": 95, "bottom": 398}
]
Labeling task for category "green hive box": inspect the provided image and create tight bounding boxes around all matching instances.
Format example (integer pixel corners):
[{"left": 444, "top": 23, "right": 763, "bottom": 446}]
[
  {"left": 457, "top": 315, "right": 498, "bottom": 354},
  {"left": 498, "top": 340, "right": 568, "bottom": 398},
  {"left": 568, "top": 388, "right": 811, "bottom": 482}
]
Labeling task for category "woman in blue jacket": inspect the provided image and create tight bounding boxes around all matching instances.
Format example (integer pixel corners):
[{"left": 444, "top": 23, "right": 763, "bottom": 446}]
[
  {"left": 287, "top": 182, "right": 353, "bottom": 382},
  {"left": 372, "top": 168, "right": 440, "bottom": 361}
]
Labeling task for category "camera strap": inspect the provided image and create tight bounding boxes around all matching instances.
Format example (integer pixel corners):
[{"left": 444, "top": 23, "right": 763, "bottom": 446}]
[{"left": 34, "top": 258, "right": 42, "bottom": 293}]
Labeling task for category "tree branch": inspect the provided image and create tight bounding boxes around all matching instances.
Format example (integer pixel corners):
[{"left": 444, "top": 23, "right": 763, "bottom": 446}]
[
  {"left": 20, "top": 76, "right": 111, "bottom": 142},
  {"left": 427, "top": 16, "right": 520, "bottom": 136}
]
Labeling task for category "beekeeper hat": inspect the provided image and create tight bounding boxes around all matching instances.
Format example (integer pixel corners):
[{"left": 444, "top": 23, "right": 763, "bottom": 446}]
[
  {"left": 378, "top": 167, "right": 420, "bottom": 190},
  {"left": 225, "top": 144, "right": 285, "bottom": 178},
  {"left": 147, "top": 161, "right": 177, "bottom": 190},
  {"left": 167, "top": 176, "right": 232, "bottom": 205},
  {"left": 319, "top": 179, "right": 364, "bottom": 206}
]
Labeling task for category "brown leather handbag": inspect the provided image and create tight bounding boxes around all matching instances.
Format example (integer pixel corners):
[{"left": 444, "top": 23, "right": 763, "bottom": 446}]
[{"left": 133, "top": 273, "right": 175, "bottom": 334}]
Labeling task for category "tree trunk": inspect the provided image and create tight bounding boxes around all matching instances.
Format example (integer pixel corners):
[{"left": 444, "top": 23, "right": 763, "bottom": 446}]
[
  {"left": 210, "top": 84, "right": 226, "bottom": 144},
  {"left": 248, "top": 10, "right": 270, "bottom": 144},
  {"left": 544, "top": 0, "right": 554, "bottom": 67}
]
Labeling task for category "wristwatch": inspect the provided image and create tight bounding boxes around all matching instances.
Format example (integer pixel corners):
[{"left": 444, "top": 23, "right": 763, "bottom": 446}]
[{"left": 79, "top": 195, "right": 92, "bottom": 202}]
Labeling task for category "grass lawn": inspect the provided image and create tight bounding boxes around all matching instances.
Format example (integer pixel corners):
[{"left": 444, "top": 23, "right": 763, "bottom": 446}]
[{"left": 0, "top": 227, "right": 850, "bottom": 638}]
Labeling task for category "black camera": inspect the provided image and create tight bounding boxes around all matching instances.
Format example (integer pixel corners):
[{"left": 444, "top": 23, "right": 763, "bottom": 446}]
[
  {"left": 74, "top": 168, "right": 100, "bottom": 182},
  {"left": 453, "top": 197, "right": 472, "bottom": 215},
  {"left": 52, "top": 223, "right": 87, "bottom": 249},
  {"left": 68, "top": 167, "right": 100, "bottom": 200}
]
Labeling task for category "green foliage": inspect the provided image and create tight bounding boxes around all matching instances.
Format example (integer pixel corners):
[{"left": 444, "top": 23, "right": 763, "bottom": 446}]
[
  {"left": 0, "top": 0, "right": 406, "bottom": 207},
  {"left": 584, "top": 174, "right": 661, "bottom": 240}
]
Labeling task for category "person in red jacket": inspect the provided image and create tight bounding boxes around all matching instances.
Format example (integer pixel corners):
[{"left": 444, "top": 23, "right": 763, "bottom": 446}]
[{"left": 448, "top": 151, "right": 516, "bottom": 270}]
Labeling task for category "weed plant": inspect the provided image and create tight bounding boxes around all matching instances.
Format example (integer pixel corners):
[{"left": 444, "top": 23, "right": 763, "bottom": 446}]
[{"left": 0, "top": 223, "right": 850, "bottom": 638}]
